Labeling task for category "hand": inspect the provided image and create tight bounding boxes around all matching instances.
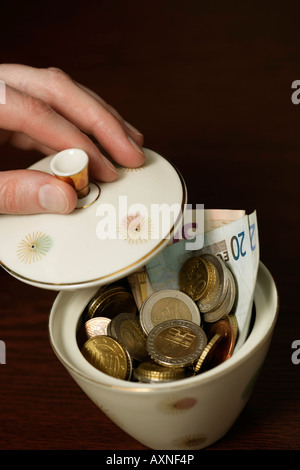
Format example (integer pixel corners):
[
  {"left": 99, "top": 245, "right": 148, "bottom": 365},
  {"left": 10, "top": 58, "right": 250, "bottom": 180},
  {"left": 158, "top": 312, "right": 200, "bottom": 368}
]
[{"left": 0, "top": 64, "right": 145, "bottom": 214}]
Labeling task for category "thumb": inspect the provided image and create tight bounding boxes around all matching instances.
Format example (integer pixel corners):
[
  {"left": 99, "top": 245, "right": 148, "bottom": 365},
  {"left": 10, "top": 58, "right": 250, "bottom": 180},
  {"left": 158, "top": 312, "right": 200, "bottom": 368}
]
[{"left": 0, "top": 169, "right": 77, "bottom": 214}]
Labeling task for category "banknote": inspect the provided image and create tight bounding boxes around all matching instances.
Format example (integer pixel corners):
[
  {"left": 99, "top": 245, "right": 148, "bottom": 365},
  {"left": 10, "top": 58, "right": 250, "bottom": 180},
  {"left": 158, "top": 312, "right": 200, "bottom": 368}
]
[
  {"left": 172, "top": 208, "right": 246, "bottom": 244},
  {"left": 146, "top": 210, "right": 259, "bottom": 350},
  {"left": 127, "top": 266, "right": 154, "bottom": 310}
]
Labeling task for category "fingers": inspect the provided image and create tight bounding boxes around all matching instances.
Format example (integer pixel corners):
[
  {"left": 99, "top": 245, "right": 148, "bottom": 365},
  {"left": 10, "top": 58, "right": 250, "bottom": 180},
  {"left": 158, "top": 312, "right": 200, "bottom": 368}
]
[
  {"left": 0, "top": 169, "right": 77, "bottom": 214},
  {"left": 9, "top": 132, "right": 57, "bottom": 155},
  {"left": 0, "top": 64, "right": 145, "bottom": 171},
  {"left": 0, "top": 84, "right": 119, "bottom": 182},
  {"left": 74, "top": 81, "right": 144, "bottom": 147}
]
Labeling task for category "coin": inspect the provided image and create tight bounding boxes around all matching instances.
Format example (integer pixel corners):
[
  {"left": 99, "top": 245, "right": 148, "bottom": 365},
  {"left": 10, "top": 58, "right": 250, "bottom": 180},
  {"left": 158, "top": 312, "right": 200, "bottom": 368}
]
[
  {"left": 139, "top": 289, "right": 201, "bottom": 335},
  {"left": 147, "top": 319, "right": 207, "bottom": 368},
  {"left": 87, "top": 285, "right": 126, "bottom": 317},
  {"left": 85, "top": 317, "right": 111, "bottom": 339},
  {"left": 179, "top": 256, "right": 213, "bottom": 301},
  {"left": 193, "top": 334, "right": 222, "bottom": 374},
  {"left": 81, "top": 335, "right": 132, "bottom": 380},
  {"left": 207, "top": 318, "right": 236, "bottom": 360},
  {"left": 87, "top": 287, "right": 137, "bottom": 319},
  {"left": 197, "top": 254, "right": 227, "bottom": 313},
  {"left": 133, "top": 359, "right": 187, "bottom": 383},
  {"left": 107, "top": 312, "right": 148, "bottom": 362},
  {"left": 201, "top": 280, "right": 229, "bottom": 323},
  {"left": 202, "top": 268, "right": 236, "bottom": 323},
  {"left": 226, "top": 313, "right": 239, "bottom": 342}
]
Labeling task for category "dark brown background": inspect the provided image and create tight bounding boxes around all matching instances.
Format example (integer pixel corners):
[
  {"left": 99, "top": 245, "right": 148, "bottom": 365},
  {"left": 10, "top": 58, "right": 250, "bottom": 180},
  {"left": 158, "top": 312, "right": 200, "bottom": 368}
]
[{"left": 0, "top": 1, "right": 299, "bottom": 450}]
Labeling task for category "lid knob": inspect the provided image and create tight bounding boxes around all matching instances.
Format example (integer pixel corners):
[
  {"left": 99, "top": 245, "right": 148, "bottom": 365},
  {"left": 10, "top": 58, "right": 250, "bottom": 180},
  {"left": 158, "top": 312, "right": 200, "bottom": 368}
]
[{"left": 50, "top": 148, "right": 90, "bottom": 199}]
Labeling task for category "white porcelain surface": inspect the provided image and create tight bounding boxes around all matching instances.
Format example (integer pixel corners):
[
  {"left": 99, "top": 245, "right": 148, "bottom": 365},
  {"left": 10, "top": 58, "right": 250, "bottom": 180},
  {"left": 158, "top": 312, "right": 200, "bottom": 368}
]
[
  {"left": 49, "top": 262, "right": 279, "bottom": 450},
  {"left": 0, "top": 148, "right": 186, "bottom": 290},
  {"left": 50, "top": 148, "right": 88, "bottom": 176}
]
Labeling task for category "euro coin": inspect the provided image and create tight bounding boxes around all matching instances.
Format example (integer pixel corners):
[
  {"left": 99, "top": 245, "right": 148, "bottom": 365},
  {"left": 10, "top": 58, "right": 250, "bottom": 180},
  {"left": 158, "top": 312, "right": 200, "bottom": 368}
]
[
  {"left": 207, "top": 318, "right": 236, "bottom": 360},
  {"left": 197, "top": 254, "right": 227, "bottom": 313},
  {"left": 81, "top": 335, "right": 132, "bottom": 380},
  {"left": 87, "top": 285, "right": 126, "bottom": 317},
  {"left": 140, "top": 289, "right": 201, "bottom": 336},
  {"left": 179, "top": 256, "right": 212, "bottom": 301},
  {"left": 108, "top": 312, "right": 148, "bottom": 362},
  {"left": 133, "top": 359, "right": 187, "bottom": 383},
  {"left": 226, "top": 313, "right": 239, "bottom": 342},
  {"left": 147, "top": 319, "right": 207, "bottom": 368},
  {"left": 84, "top": 317, "right": 111, "bottom": 339},
  {"left": 193, "top": 334, "right": 222, "bottom": 374},
  {"left": 202, "top": 268, "right": 236, "bottom": 323},
  {"left": 87, "top": 287, "right": 137, "bottom": 319}
]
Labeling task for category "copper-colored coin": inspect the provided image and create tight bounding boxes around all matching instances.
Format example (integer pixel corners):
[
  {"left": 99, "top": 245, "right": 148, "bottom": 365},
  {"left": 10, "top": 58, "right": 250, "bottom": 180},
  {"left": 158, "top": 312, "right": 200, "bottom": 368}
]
[
  {"left": 85, "top": 317, "right": 111, "bottom": 338},
  {"left": 208, "top": 318, "right": 236, "bottom": 360},
  {"left": 179, "top": 256, "right": 212, "bottom": 301},
  {"left": 81, "top": 335, "right": 132, "bottom": 380}
]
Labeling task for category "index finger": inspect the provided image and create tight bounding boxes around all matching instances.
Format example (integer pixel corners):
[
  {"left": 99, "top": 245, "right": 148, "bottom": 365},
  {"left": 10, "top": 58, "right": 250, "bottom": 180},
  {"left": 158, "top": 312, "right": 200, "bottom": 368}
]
[
  {"left": 0, "top": 64, "right": 145, "bottom": 169},
  {"left": 0, "top": 83, "right": 119, "bottom": 182}
]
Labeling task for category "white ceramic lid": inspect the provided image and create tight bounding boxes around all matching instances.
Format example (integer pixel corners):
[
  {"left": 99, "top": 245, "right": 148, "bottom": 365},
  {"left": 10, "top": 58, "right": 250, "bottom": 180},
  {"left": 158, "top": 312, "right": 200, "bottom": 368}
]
[{"left": 0, "top": 148, "right": 186, "bottom": 290}]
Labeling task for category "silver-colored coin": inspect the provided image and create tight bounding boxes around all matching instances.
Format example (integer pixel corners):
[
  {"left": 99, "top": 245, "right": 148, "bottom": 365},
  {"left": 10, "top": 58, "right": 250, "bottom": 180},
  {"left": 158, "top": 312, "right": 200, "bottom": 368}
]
[
  {"left": 108, "top": 312, "right": 148, "bottom": 362},
  {"left": 197, "top": 254, "right": 228, "bottom": 313},
  {"left": 147, "top": 319, "right": 207, "bottom": 368},
  {"left": 85, "top": 317, "right": 111, "bottom": 338},
  {"left": 202, "top": 268, "right": 236, "bottom": 323},
  {"left": 140, "top": 289, "right": 201, "bottom": 336}
]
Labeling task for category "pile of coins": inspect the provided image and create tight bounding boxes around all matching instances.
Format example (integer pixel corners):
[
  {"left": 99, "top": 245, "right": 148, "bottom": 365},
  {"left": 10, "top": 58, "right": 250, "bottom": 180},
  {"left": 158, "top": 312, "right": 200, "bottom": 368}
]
[
  {"left": 76, "top": 254, "right": 238, "bottom": 383},
  {"left": 179, "top": 253, "right": 236, "bottom": 323}
]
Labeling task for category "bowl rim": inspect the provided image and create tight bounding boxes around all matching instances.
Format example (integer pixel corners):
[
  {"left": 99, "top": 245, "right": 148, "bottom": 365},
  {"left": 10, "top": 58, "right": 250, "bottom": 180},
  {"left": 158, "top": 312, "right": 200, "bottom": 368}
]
[{"left": 48, "top": 261, "right": 279, "bottom": 393}]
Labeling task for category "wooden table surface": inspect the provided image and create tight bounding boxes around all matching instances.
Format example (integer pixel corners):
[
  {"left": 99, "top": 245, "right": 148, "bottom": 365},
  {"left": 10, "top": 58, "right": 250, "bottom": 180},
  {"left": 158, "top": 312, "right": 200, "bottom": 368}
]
[{"left": 0, "top": 1, "right": 299, "bottom": 451}]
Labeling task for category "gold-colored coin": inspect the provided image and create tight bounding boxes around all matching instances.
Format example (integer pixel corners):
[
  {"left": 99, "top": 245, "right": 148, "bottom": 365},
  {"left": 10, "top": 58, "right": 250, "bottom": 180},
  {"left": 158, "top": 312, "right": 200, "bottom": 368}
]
[
  {"left": 197, "top": 260, "right": 219, "bottom": 307},
  {"left": 81, "top": 335, "right": 132, "bottom": 380},
  {"left": 127, "top": 267, "right": 153, "bottom": 309},
  {"left": 193, "top": 334, "right": 222, "bottom": 374},
  {"left": 147, "top": 319, "right": 207, "bottom": 368},
  {"left": 87, "top": 286, "right": 137, "bottom": 319},
  {"left": 202, "top": 269, "right": 236, "bottom": 323},
  {"left": 139, "top": 289, "right": 201, "bottom": 336},
  {"left": 87, "top": 285, "right": 125, "bottom": 317},
  {"left": 225, "top": 313, "right": 239, "bottom": 343},
  {"left": 133, "top": 359, "right": 187, "bottom": 383},
  {"left": 197, "top": 254, "right": 227, "bottom": 313},
  {"left": 108, "top": 312, "right": 148, "bottom": 362},
  {"left": 179, "top": 256, "right": 212, "bottom": 301}
]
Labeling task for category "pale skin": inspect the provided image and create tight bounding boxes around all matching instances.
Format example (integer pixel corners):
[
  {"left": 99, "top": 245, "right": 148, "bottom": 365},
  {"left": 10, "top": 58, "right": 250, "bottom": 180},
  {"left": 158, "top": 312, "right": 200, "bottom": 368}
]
[{"left": 0, "top": 64, "right": 145, "bottom": 214}]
